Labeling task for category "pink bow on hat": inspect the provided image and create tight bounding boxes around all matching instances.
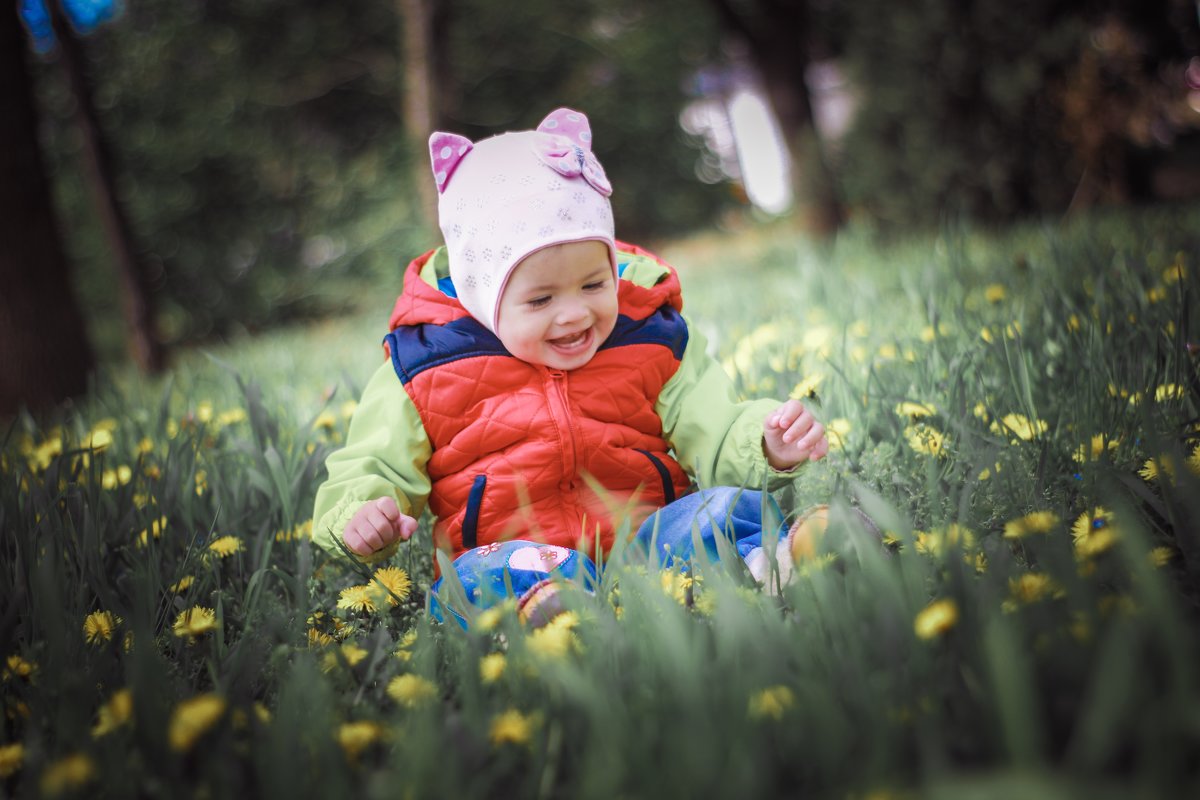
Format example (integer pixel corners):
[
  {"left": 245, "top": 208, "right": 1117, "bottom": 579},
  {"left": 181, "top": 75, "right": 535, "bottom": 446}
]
[
  {"left": 531, "top": 134, "right": 612, "bottom": 197},
  {"left": 532, "top": 107, "right": 612, "bottom": 196}
]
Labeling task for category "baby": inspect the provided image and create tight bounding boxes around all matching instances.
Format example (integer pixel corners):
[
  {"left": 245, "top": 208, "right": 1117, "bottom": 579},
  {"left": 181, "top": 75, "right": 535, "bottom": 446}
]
[{"left": 312, "top": 108, "right": 828, "bottom": 618}]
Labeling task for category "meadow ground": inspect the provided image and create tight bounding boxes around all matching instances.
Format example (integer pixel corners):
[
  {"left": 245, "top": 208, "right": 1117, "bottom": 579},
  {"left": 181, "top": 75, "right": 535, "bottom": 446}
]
[{"left": 3, "top": 205, "right": 1200, "bottom": 798}]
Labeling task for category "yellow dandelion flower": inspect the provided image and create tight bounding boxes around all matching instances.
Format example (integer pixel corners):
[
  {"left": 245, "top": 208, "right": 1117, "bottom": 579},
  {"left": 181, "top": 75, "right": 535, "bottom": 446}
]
[
  {"left": 4, "top": 655, "right": 37, "bottom": 682},
  {"left": 101, "top": 465, "right": 133, "bottom": 490},
  {"left": 972, "top": 402, "right": 990, "bottom": 421},
  {"left": 372, "top": 567, "right": 412, "bottom": 606},
  {"left": 1139, "top": 455, "right": 1178, "bottom": 483},
  {"left": 321, "top": 643, "right": 369, "bottom": 673},
  {"left": 39, "top": 752, "right": 95, "bottom": 796},
  {"left": 527, "top": 612, "right": 580, "bottom": 659},
  {"left": 914, "top": 524, "right": 975, "bottom": 557},
  {"left": 919, "top": 325, "right": 937, "bottom": 342},
  {"left": 984, "top": 284, "right": 1006, "bottom": 303},
  {"left": 169, "top": 575, "right": 194, "bottom": 593},
  {"left": 790, "top": 373, "right": 824, "bottom": 399},
  {"left": 92, "top": 688, "right": 133, "bottom": 738},
  {"left": 914, "top": 598, "right": 959, "bottom": 640},
  {"left": 82, "top": 610, "right": 122, "bottom": 645},
  {"left": 84, "top": 428, "right": 113, "bottom": 452},
  {"left": 489, "top": 709, "right": 535, "bottom": 747},
  {"left": 1149, "top": 546, "right": 1175, "bottom": 567},
  {"left": 172, "top": 606, "right": 218, "bottom": 640},
  {"left": 748, "top": 686, "right": 795, "bottom": 721},
  {"left": 473, "top": 602, "right": 510, "bottom": 632},
  {"left": 1005, "top": 321, "right": 1022, "bottom": 339},
  {"left": 660, "top": 572, "right": 694, "bottom": 605},
  {"left": 136, "top": 437, "right": 155, "bottom": 455},
  {"left": 905, "top": 425, "right": 947, "bottom": 457},
  {"left": 980, "top": 326, "right": 995, "bottom": 343},
  {"left": 1146, "top": 285, "right": 1167, "bottom": 303},
  {"left": 1003, "top": 511, "right": 1059, "bottom": 539},
  {"left": 194, "top": 470, "right": 208, "bottom": 496},
  {"left": 895, "top": 401, "right": 936, "bottom": 419},
  {"left": 387, "top": 674, "right": 437, "bottom": 708},
  {"left": 313, "top": 411, "right": 338, "bottom": 431},
  {"left": 276, "top": 520, "right": 313, "bottom": 542},
  {"left": 254, "top": 702, "right": 271, "bottom": 724},
  {"left": 341, "top": 400, "right": 358, "bottom": 419},
  {"left": 991, "top": 413, "right": 1047, "bottom": 442},
  {"left": 877, "top": 343, "right": 898, "bottom": 360},
  {"left": 1073, "top": 434, "right": 1118, "bottom": 463},
  {"left": 337, "top": 585, "right": 378, "bottom": 614},
  {"left": 1067, "top": 314, "right": 1082, "bottom": 332},
  {"left": 30, "top": 436, "right": 63, "bottom": 470},
  {"left": 1189, "top": 445, "right": 1200, "bottom": 476},
  {"left": 1155, "top": 383, "right": 1184, "bottom": 402},
  {"left": 480, "top": 653, "right": 507, "bottom": 684},
  {"left": 826, "top": 418, "right": 851, "bottom": 450},
  {"left": 0, "top": 742, "right": 23, "bottom": 778},
  {"left": 307, "top": 628, "right": 335, "bottom": 648},
  {"left": 1163, "top": 260, "right": 1187, "bottom": 285},
  {"left": 1071, "top": 507, "right": 1118, "bottom": 559},
  {"left": 337, "top": 720, "right": 385, "bottom": 761},
  {"left": 1007, "top": 573, "right": 1061, "bottom": 605},
  {"left": 137, "top": 515, "right": 168, "bottom": 547},
  {"left": 168, "top": 694, "right": 226, "bottom": 752},
  {"left": 208, "top": 536, "right": 243, "bottom": 558},
  {"left": 215, "top": 408, "right": 247, "bottom": 427}
]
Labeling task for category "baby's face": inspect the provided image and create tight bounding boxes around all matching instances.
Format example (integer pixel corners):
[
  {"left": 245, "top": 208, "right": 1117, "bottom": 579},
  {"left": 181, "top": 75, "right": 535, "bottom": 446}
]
[{"left": 495, "top": 241, "right": 617, "bottom": 370}]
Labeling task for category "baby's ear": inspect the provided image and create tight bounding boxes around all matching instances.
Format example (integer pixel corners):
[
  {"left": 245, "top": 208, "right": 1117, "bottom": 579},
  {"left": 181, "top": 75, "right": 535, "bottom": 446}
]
[
  {"left": 428, "top": 132, "right": 473, "bottom": 194},
  {"left": 536, "top": 108, "right": 594, "bottom": 151}
]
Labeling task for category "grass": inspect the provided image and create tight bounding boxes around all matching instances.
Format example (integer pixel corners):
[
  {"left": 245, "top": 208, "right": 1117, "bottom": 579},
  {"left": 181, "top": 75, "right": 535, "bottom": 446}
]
[{"left": 3, "top": 204, "right": 1200, "bottom": 798}]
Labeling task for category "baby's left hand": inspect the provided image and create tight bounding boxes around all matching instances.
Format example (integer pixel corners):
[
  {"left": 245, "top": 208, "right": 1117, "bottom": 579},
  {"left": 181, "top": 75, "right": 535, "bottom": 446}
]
[{"left": 763, "top": 400, "right": 828, "bottom": 470}]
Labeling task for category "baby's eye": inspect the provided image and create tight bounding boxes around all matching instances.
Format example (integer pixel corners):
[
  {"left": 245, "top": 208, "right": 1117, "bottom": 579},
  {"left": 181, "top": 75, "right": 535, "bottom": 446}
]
[
  {"left": 528, "top": 296, "right": 551, "bottom": 308},
  {"left": 583, "top": 281, "right": 607, "bottom": 292}
]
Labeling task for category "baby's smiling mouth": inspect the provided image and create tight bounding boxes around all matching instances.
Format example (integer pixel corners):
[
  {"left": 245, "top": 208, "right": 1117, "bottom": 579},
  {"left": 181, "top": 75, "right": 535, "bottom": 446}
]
[{"left": 549, "top": 329, "right": 589, "bottom": 348}]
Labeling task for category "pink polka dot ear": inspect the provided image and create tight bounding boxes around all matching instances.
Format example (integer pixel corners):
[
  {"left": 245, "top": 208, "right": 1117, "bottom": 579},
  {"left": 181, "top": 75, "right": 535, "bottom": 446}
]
[
  {"left": 428, "top": 132, "right": 474, "bottom": 194},
  {"left": 537, "top": 107, "right": 594, "bottom": 152}
]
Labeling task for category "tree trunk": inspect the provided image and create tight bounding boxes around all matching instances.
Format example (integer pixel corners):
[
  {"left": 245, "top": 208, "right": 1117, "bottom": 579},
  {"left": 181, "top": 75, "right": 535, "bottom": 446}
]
[
  {"left": 47, "top": 4, "right": 165, "bottom": 373},
  {"left": 0, "top": 8, "right": 96, "bottom": 415},
  {"left": 398, "top": 0, "right": 439, "bottom": 231},
  {"left": 709, "top": 0, "right": 844, "bottom": 235}
]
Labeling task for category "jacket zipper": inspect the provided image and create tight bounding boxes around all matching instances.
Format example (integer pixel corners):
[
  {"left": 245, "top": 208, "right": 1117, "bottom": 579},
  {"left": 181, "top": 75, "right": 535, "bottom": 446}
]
[{"left": 544, "top": 369, "right": 578, "bottom": 490}]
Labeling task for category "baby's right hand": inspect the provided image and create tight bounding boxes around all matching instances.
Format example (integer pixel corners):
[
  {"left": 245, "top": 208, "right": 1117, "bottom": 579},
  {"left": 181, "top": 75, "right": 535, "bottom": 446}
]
[{"left": 343, "top": 497, "right": 417, "bottom": 557}]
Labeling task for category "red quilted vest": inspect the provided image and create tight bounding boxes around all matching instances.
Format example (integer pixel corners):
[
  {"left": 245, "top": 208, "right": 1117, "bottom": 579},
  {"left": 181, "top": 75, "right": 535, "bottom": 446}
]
[{"left": 384, "top": 242, "right": 693, "bottom": 559}]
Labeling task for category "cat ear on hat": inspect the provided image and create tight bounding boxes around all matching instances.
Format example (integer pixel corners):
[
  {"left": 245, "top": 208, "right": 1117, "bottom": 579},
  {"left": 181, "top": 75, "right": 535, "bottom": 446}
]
[
  {"left": 536, "top": 108, "right": 595, "bottom": 152},
  {"left": 429, "top": 132, "right": 473, "bottom": 194}
]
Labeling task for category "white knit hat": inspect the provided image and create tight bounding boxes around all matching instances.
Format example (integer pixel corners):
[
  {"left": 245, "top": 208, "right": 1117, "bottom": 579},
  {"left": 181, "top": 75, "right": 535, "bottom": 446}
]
[{"left": 428, "top": 108, "right": 616, "bottom": 332}]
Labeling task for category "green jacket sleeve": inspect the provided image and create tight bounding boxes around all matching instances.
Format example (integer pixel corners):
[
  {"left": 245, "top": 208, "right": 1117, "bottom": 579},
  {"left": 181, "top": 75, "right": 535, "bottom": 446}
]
[
  {"left": 311, "top": 358, "right": 433, "bottom": 564},
  {"left": 656, "top": 317, "right": 799, "bottom": 492}
]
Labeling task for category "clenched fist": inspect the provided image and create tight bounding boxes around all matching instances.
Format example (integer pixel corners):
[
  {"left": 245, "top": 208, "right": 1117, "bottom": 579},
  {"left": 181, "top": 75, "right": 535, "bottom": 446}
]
[
  {"left": 763, "top": 399, "right": 829, "bottom": 470},
  {"left": 343, "top": 496, "right": 418, "bottom": 556}
]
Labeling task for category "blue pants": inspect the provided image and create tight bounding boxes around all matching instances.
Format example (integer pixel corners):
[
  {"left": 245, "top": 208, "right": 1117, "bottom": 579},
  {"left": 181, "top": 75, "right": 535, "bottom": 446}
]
[{"left": 430, "top": 487, "right": 785, "bottom": 623}]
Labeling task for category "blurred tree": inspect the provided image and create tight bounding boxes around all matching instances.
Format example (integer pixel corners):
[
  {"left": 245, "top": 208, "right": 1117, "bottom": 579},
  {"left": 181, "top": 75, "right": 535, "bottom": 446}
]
[
  {"left": 1, "top": 6, "right": 95, "bottom": 414},
  {"left": 41, "top": 1, "right": 166, "bottom": 372},
  {"left": 706, "top": 0, "right": 845, "bottom": 235},
  {"left": 836, "top": 0, "right": 1200, "bottom": 228},
  {"left": 397, "top": 0, "right": 444, "bottom": 229},
  {"left": 435, "top": 0, "right": 729, "bottom": 240}
]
